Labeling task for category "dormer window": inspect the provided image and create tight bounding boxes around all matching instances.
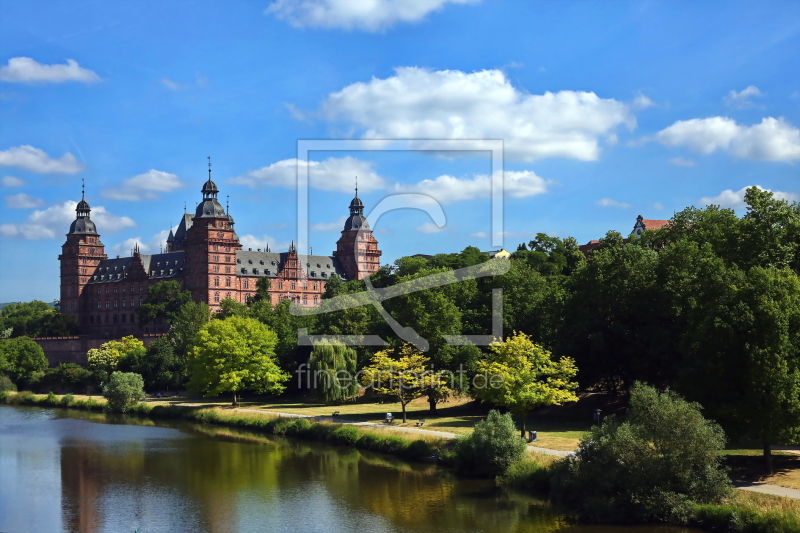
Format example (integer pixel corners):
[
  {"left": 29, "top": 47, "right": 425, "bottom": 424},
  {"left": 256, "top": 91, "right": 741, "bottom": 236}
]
[
  {"left": 248, "top": 260, "right": 252, "bottom": 264},
  {"left": 237, "top": 259, "right": 241, "bottom": 263},
  {"left": 317, "top": 263, "right": 320, "bottom": 268},
  {"left": 260, "top": 260, "right": 264, "bottom": 265},
  {"left": 326, "top": 264, "right": 331, "bottom": 268}
]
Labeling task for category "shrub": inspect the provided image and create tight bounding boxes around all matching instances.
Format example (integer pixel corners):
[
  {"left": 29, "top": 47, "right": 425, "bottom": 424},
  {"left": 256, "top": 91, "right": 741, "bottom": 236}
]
[
  {"left": 45, "top": 391, "right": 57, "bottom": 405},
  {"left": 453, "top": 410, "right": 528, "bottom": 477},
  {"left": 59, "top": 393, "right": 75, "bottom": 407},
  {"left": 102, "top": 372, "right": 145, "bottom": 413},
  {"left": 330, "top": 425, "right": 360, "bottom": 445},
  {"left": 0, "top": 375, "right": 17, "bottom": 392},
  {"left": 498, "top": 457, "right": 556, "bottom": 495},
  {"left": 406, "top": 439, "right": 433, "bottom": 459},
  {"left": 551, "top": 382, "right": 732, "bottom": 524}
]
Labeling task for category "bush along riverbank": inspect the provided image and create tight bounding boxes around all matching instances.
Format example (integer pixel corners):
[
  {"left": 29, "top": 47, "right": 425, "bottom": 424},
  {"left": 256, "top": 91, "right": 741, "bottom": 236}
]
[
  {"left": 0, "top": 390, "right": 448, "bottom": 462},
  {"left": 2, "top": 389, "right": 799, "bottom": 533}
]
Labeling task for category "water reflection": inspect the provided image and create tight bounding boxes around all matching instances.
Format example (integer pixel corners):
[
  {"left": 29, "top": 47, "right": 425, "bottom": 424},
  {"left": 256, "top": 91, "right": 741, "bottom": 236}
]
[{"left": 0, "top": 406, "right": 700, "bottom": 533}]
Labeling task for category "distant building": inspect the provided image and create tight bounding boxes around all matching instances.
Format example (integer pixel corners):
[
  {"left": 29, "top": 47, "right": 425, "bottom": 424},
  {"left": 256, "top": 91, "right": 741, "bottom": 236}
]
[
  {"left": 484, "top": 248, "right": 512, "bottom": 259},
  {"left": 58, "top": 168, "right": 381, "bottom": 338},
  {"left": 578, "top": 214, "right": 670, "bottom": 254}
]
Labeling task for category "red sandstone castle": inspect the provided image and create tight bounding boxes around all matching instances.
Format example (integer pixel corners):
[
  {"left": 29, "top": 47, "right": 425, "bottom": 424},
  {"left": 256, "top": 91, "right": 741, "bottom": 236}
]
[{"left": 59, "top": 170, "right": 381, "bottom": 338}]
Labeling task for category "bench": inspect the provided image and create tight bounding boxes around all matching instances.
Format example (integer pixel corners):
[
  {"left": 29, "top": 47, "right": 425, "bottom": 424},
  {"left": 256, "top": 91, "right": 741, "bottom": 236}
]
[
  {"left": 415, "top": 419, "right": 425, "bottom": 427},
  {"left": 332, "top": 411, "right": 340, "bottom": 417}
]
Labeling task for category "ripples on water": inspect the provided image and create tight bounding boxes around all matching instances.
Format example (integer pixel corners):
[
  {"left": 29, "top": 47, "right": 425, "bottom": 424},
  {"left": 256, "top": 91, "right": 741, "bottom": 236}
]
[{"left": 0, "top": 406, "right": 701, "bottom": 533}]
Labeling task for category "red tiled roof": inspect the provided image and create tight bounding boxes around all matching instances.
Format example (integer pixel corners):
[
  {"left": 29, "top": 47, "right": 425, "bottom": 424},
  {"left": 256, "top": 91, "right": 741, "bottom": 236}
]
[
  {"left": 578, "top": 240, "right": 601, "bottom": 254},
  {"left": 642, "top": 219, "right": 669, "bottom": 230}
]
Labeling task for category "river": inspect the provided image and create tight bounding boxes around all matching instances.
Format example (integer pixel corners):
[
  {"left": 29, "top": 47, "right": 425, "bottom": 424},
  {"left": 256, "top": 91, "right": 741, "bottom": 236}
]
[{"left": 0, "top": 405, "right": 702, "bottom": 533}]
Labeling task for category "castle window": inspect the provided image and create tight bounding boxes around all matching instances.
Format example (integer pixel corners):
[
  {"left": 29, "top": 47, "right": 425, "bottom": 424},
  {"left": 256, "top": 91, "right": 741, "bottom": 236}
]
[
  {"left": 131, "top": 299, "right": 134, "bottom": 307},
  {"left": 290, "top": 282, "right": 296, "bottom": 290},
  {"left": 139, "top": 298, "right": 143, "bottom": 306},
  {"left": 214, "top": 277, "right": 220, "bottom": 287},
  {"left": 322, "top": 272, "right": 327, "bottom": 278},
  {"left": 260, "top": 260, "right": 264, "bottom": 265},
  {"left": 266, "top": 270, "right": 270, "bottom": 275},
  {"left": 97, "top": 302, "right": 101, "bottom": 309},
  {"left": 237, "top": 259, "right": 241, "bottom": 264},
  {"left": 170, "top": 269, "right": 173, "bottom": 274},
  {"left": 97, "top": 287, "right": 101, "bottom": 295},
  {"left": 303, "top": 281, "right": 308, "bottom": 290},
  {"left": 302, "top": 295, "right": 307, "bottom": 305},
  {"left": 314, "top": 282, "right": 318, "bottom": 291},
  {"left": 252, "top": 268, "right": 258, "bottom": 274},
  {"left": 139, "top": 285, "right": 143, "bottom": 292},
  {"left": 156, "top": 262, "right": 160, "bottom": 267},
  {"left": 105, "top": 301, "right": 110, "bottom": 309},
  {"left": 278, "top": 281, "right": 283, "bottom": 290},
  {"left": 213, "top": 266, "right": 219, "bottom": 272},
  {"left": 213, "top": 255, "right": 219, "bottom": 261},
  {"left": 217, "top": 232, "right": 223, "bottom": 239},
  {"left": 213, "top": 245, "right": 219, "bottom": 251},
  {"left": 317, "top": 263, "right": 321, "bottom": 268},
  {"left": 114, "top": 300, "right": 118, "bottom": 308},
  {"left": 313, "top": 296, "right": 318, "bottom": 305},
  {"left": 225, "top": 246, "right": 231, "bottom": 252},
  {"left": 241, "top": 268, "right": 247, "bottom": 274},
  {"left": 248, "top": 259, "right": 252, "bottom": 264},
  {"left": 310, "top": 271, "right": 316, "bottom": 277},
  {"left": 214, "top": 293, "right": 220, "bottom": 303},
  {"left": 114, "top": 286, "right": 118, "bottom": 294},
  {"left": 243, "top": 280, "right": 249, "bottom": 289},
  {"left": 225, "top": 278, "right": 231, "bottom": 287},
  {"left": 105, "top": 287, "right": 109, "bottom": 294},
  {"left": 122, "top": 300, "right": 126, "bottom": 308},
  {"left": 226, "top": 292, "right": 231, "bottom": 299},
  {"left": 226, "top": 266, "right": 231, "bottom": 273},
  {"left": 71, "top": 302, "right": 75, "bottom": 310},
  {"left": 326, "top": 264, "right": 331, "bottom": 268},
  {"left": 122, "top": 285, "right": 126, "bottom": 293}
]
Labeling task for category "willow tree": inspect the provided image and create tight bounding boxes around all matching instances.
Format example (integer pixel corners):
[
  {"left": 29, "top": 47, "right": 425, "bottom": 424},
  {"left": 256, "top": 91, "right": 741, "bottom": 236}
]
[
  {"left": 307, "top": 341, "right": 359, "bottom": 404},
  {"left": 476, "top": 333, "right": 579, "bottom": 437}
]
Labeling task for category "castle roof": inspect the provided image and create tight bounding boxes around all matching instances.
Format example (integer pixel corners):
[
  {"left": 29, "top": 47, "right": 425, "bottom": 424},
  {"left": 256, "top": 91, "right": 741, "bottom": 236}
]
[{"left": 235, "top": 250, "right": 346, "bottom": 280}]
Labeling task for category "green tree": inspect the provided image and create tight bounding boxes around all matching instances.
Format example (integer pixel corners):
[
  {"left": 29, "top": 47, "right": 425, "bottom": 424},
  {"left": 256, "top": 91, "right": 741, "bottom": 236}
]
[
  {"left": 0, "top": 300, "right": 76, "bottom": 338},
  {"left": 680, "top": 266, "right": 800, "bottom": 473},
  {"left": 475, "top": 333, "right": 578, "bottom": 437},
  {"left": 102, "top": 371, "right": 145, "bottom": 413},
  {"left": 551, "top": 383, "right": 731, "bottom": 523},
  {"left": 167, "top": 300, "right": 211, "bottom": 358},
  {"left": 247, "top": 276, "right": 272, "bottom": 305},
  {"left": 136, "top": 280, "right": 192, "bottom": 326},
  {"left": 453, "top": 410, "right": 528, "bottom": 477},
  {"left": 217, "top": 297, "right": 250, "bottom": 319},
  {"left": 359, "top": 344, "right": 444, "bottom": 423},
  {"left": 0, "top": 336, "right": 48, "bottom": 385},
  {"left": 307, "top": 341, "right": 359, "bottom": 404},
  {"left": 118, "top": 337, "right": 182, "bottom": 391},
  {"left": 87, "top": 336, "right": 145, "bottom": 378},
  {"left": 186, "top": 316, "right": 289, "bottom": 405}
]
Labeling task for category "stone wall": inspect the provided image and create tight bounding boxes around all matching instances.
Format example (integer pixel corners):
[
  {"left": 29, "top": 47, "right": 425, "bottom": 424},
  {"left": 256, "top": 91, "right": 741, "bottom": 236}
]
[{"left": 32, "top": 334, "right": 164, "bottom": 366}]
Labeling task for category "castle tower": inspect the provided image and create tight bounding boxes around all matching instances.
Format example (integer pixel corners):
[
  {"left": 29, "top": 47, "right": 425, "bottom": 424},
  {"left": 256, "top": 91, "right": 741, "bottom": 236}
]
[
  {"left": 334, "top": 186, "right": 382, "bottom": 280},
  {"left": 58, "top": 188, "right": 106, "bottom": 325},
  {"left": 184, "top": 160, "right": 242, "bottom": 310}
]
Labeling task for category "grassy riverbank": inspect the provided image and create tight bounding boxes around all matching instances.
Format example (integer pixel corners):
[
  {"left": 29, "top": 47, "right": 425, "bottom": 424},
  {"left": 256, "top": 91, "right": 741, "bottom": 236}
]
[
  {"left": 0, "top": 390, "right": 449, "bottom": 462},
  {"left": 3, "top": 390, "right": 798, "bottom": 533}
]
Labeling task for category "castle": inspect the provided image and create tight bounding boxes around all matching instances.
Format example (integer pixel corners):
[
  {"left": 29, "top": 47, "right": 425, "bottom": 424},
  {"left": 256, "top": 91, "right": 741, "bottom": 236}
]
[{"left": 58, "top": 167, "right": 382, "bottom": 339}]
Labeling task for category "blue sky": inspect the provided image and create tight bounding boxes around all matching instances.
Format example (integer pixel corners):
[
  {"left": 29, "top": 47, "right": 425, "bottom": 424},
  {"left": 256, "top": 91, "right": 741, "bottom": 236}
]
[{"left": 1, "top": 0, "right": 798, "bottom": 302}]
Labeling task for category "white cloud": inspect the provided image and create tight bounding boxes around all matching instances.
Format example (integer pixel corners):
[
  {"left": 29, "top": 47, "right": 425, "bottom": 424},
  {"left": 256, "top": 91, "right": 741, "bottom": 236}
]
[
  {"left": 632, "top": 91, "right": 654, "bottom": 110},
  {"left": 0, "top": 200, "right": 135, "bottom": 240},
  {"left": 266, "top": 0, "right": 478, "bottom": 31},
  {"left": 0, "top": 57, "right": 100, "bottom": 83},
  {"left": 700, "top": 185, "right": 798, "bottom": 209},
  {"left": 239, "top": 234, "right": 292, "bottom": 252},
  {"left": 106, "top": 226, "right": 179, "bottom": 257},
  {"left": 470, "top": 231, "right": 487, "bottom": 239},
  {"left": 653, "top": 202, "right": 664, "bottom": 211},
  {"left": 668, "top": 156, "right": 696, "bottom": 167},
  {"left": 0, "top": 145, "right": 86, "bottom": 174},
  {"left": 394, "top": 170, "right": 551, "bottom": 204},
  {"left": 1, "top": 176, "right": 24, "bottom": 187},
  {"left": 724, "top": 86, "right": 762, "bottom": 108},
  {"left": 596, "top": 198, "right": 631, "bottom": 208},
  {"left": 229, "top": 156, "right": 385, "bottom": 193},
  {"left": 321, "top": 67, "right": 635, "bottom": 162},
  {"left": 656, "top": 116, "right": 800, "bottom": 161},
  {"left": 416, "top": 222, "right": 445, "bottom": 233},
  {"left": 161, "top": 78, "right": 183, "bottom": 90},
  {"left": 5, "top": 193, "right": 45, "bottom": 208},
  {"left": 102, "top": 169, "right": 186, "bottom": 201},
  {"left": 311, "top": 216, "right": 348, "bottom": 232}
]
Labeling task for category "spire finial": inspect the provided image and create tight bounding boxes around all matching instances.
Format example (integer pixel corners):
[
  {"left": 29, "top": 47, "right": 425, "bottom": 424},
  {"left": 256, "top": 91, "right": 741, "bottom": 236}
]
[
  {"left": 226, "top": 195, "right": 229, "bottom": 215},
  {"left": 355, "top": 176, "right": 358, "bottom": 198},
  {"left": 207, "top": 156, "right": 211, "bottom": 180},
  {"left": 81, "top": 178, "right": 85, "bottom": 200},
  {"left": 184, "top": 201, "right": 187, "bottom": 214}
]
